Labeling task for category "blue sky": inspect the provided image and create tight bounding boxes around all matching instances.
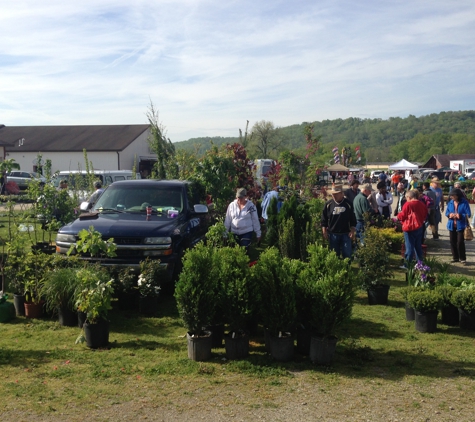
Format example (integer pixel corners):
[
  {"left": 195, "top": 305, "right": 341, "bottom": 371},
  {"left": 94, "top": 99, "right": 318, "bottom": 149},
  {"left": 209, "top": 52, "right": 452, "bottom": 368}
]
[{"left": 1, "top": 0, "right": 474, "bottom": 142}]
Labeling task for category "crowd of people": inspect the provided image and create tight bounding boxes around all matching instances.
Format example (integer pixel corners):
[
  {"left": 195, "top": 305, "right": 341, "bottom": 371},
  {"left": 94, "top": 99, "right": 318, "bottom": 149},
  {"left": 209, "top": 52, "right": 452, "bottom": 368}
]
[
  {"left": 320, "top": 169, "right": 473, "bottom": 266},
  {"left": 225, "top": 168, "right": 473, "bottom": 265}
]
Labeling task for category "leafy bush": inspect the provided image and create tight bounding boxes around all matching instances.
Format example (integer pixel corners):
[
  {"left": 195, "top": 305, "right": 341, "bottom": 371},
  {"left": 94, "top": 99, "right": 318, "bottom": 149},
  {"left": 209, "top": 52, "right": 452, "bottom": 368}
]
[
  {"left": 137, "top": 258, "right": 167, "bottom": 298},
  {"left": 298, "top": 244, "right": 355, "bottom": 337},
  {"left": 251, "top": 247, "right": 296, "bottom": 335},
  {"left": 354, "top": 228, "right": 393, "bottom": 289},
  {"left": 41, "top": 267, "right": 81, "bottom": 312},
  {"left": 377, "top": 227, "right": 404, "bottom": 253},
  {"left": 452, "top": 289, "right": 475, "bottom": 313},
  {"left": 214, "top": 246, "right": 252, "bottom": 332},
  {"left": 174, "top": 243, "right": 218, "bottom": 333},
  {"left": 407, "top": 288, "right": 443, "bottom": 312}
]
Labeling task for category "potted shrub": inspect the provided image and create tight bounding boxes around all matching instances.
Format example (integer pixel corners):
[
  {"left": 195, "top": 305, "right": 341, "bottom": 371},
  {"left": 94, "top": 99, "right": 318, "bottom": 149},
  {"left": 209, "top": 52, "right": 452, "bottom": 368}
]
[
  {"left": 23, "top": 251, "right": 54, "bottom": 318},
  {"left": 436, "top": 285, "right": 459, "bottom": 326},
  {"left": 41, "top": 267, "right": 80, "bottom": 326},
  {"left": 114, "top": 267, "right": 138, "bottom": 311},
  {"left": 451, "top": 288, "right": 475, "bottom": 330},
  {"left": 214, "top": 246, "right": 252, "bottom": 360},
  {"left": 75, "top": 265, "right": 114, "bottom": 349},
  {"left": 174, "top": 243, "right": 217, "bottom": 361},
  {"left": 355, "top": 227, "right": 393, "bottom": 305},
  {"left": 4, "top": 254, "right": 27, "bottom": 316},
  {"left": 407, "top": 288, "right": 443, "bottom": 333},
  {"left": 251, "top": 247, "right": 296, "bottom": 362},
  {"left": 137, "top": 258, "right": 167, "bottom": 316},
  {"left": 299, "top": 244, "right": 356, "bottom": 364}
]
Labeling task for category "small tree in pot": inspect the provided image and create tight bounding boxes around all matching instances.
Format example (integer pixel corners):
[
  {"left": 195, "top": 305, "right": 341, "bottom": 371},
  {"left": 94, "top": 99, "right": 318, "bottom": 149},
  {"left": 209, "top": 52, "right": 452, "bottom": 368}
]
[
  {"left": 251, "top": 247, "right": 296, "bottom": 361},
  {"left": 214, "top": 246, "right": 252, "bottom": 359},
  {"left": 299, "top": 244, "right": 356, "bottom": 364},
  {"left": 354, "top": 227, "right": 393, "bottom": 305},
  {"left": 174, "top": 243, "right": 218, "bottom": 361},
  {"left": 407, "top": 288, "right": 443, "bottom": 333},
  {"left": 451, "top": 287, "right": 475, "bottom": 330}
]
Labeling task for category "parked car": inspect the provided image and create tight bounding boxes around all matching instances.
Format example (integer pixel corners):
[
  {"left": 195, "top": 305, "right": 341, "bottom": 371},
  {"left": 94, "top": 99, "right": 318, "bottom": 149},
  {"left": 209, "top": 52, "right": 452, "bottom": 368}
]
[
  {"left": 55, "top": 179, "right": 209, "bottom": 282},
  {"left": 370, "top": 170, "right": 383, "bottom": 183},
  {"left": 6, "top": 171, "right": 46, "bottom": 190},
  {"left": 419, "top": 170, "right": 458, "bottom": 181}
]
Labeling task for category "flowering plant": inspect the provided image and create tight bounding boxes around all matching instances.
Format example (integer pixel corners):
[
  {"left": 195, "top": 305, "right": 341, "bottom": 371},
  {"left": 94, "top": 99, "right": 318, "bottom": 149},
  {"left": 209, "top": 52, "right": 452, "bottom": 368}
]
[
  {"left": 137, "top": 258, "right": 166, "bottom": 298},
  {"left": 407, "top": 261, "right": 435, "bottom": 287}
]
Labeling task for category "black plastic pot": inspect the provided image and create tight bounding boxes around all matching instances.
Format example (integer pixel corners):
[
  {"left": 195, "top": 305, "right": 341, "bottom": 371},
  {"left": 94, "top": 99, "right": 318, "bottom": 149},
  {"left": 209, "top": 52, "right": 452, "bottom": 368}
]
[
  {"left": 296, "top": 325, "right": 313, "bottom": 355},
  {"left": 441, "top": 304, "right": 459, "bottom": 326},
  {"left": 415, "top": 310, "right": 438, "bottom": 333},
  {"left": 84, "top": 318, "right": 110, "bottom": 349},
  {"left": 309, "top": 335, "right": 338, "bottom": 365},
  {"left": 224, "top": 330, "right": 249, "bottom": 360},
  {"left": 13, "top": 294, "right": 26, "bottom": 317},
  {"left": 458, "top": 309, "right": 475, "bottom": 330},
  {"left": 268, "top": 332, "right": 294, "bottom": 362},
  {"left": 367, "top": 284, "right": 390, "bottom": 305},
  {"left": 58, "top": 306, "right": 78, "bottom": 327}
]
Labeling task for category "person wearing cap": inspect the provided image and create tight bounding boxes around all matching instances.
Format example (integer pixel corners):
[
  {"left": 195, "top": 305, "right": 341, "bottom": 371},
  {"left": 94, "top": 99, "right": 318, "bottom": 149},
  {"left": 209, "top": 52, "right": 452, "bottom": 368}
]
[
  {"left": 344, "top": 179, "right": 360, "bottom": 205},
  {"left": 397, "top": 189, "right": 428, "bottom": 267},
  {"left": 353, "top": 183, "right": 376, "bottom": 245},
  {"left": 430, "top": 177, "right": 445, "bottom": 240},
  {"left": 87, "top": 180, "right": 105, "bottom": 206},
  {"left": 321, "top": 184, "right": 356, "bottom": 259},
  {"left": 445, "top": 188, "right": 471, "bottom": 265},
  {"left": 225, "top": 188, "right": 261, "bottom": 252}
]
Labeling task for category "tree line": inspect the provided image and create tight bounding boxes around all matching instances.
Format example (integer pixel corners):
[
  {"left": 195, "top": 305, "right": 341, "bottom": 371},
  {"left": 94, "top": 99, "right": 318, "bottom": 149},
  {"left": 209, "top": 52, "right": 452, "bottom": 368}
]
[{"left": 173, "top": 110, "right": 475, "bottom": 164}]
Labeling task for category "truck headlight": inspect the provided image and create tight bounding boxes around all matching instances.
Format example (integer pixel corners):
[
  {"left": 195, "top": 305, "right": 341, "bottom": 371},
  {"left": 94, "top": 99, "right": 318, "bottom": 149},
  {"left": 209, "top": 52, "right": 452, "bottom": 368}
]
[
  {"left": 144, "top": 237, "right": 172, "bottom": 245},
  {"left": 56, "top": 233, "right": 77, "bottom": 243}
]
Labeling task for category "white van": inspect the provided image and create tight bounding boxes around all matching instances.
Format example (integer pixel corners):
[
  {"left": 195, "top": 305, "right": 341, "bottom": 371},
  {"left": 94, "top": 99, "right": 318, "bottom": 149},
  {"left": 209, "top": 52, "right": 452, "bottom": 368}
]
[
  {"left": 52, "top": 170, "right": 139, "bottom": 188},
  {"left": 52, "top": 170, "right": 139, "bottom": 202}
]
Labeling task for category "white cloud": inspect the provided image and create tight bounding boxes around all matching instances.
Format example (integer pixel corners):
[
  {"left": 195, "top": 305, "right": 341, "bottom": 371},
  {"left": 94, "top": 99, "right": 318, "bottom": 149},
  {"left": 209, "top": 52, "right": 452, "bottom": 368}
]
[{"left": 0, "top": 0, "right": 474, "bottom": 141}]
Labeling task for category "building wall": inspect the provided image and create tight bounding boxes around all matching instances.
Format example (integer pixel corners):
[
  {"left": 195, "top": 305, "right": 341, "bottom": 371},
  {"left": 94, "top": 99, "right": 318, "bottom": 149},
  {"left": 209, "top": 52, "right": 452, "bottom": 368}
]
[{"left": 5, "top": 129, "right": 152, "bottom": 174}]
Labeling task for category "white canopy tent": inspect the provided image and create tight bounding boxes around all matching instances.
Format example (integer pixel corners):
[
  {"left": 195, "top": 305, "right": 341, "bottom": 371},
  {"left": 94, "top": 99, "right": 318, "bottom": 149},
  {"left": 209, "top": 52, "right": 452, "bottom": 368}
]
[
  {"left": 388, "top": 159, "right": 418, "bottom": 181},
  {"left": 388, "top": 159, "right": 418, "bottom": 170}
]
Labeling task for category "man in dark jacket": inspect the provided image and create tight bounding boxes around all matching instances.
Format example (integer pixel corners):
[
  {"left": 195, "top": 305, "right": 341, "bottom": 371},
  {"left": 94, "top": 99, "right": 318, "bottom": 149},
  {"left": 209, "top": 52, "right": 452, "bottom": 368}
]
[
  {"left": 321, "top": 185, "right": 357, "bottom": 259},
  {"left": 353, "top": 183, "right": 376, "bottom": 245},
  {"left": 344, "top": 179, "right": 360, "bottom": 205}
]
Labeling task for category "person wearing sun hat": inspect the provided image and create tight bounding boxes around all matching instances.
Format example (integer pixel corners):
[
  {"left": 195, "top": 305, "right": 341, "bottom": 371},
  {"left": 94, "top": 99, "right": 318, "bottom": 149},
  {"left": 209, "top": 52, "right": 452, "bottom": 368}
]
[
  {"left": 430, "top": 177, "right": 445, "bottom": 240},
  {"left": 321, "top": 184, "right": 357, "bottom": 259},
  {"left": 225, "top": 187, "right": 261, "bottom": 252}
]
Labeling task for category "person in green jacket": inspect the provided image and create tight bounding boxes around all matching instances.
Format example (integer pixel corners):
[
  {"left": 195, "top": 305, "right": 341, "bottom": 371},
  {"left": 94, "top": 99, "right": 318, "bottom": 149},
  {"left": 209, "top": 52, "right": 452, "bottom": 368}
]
[{"left": 353, "top": 183, "right": 376, "bottom": 246}]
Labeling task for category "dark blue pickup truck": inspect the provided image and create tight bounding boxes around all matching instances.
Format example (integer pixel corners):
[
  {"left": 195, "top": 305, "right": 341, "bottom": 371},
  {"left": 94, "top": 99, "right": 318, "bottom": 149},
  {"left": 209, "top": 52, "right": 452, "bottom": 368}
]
[{"left": 55, "top": 179, "right": 209, "bottom": 279}]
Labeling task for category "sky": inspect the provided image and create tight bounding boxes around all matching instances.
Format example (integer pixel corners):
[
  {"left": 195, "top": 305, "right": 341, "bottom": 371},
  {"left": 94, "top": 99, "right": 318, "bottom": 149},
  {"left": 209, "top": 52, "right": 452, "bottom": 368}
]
[{"left": 1, "top": 0, "right": 475, "bottom": 143}]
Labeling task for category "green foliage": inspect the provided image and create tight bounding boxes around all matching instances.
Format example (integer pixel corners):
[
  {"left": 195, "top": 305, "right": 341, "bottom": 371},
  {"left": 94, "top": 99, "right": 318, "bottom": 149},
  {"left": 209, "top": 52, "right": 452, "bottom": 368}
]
[
  {"left": 377, "top": 227, "right": 404, "bottom": 253},
  {"left": 214, "top": 246, "right": 252, "bottom": 332},
  {"left": 205, "top": 220, "right": 237, "bottom": 248},
  {"left": 251, "top": 247, "right": 296, "bottom": 335},
  {"left": 22, "top": 252, "right": 55, "bottom": 303},
  {"left": 75, "top": 265, "right": 114, "bottom": 323},
  {"left": 138, "top": 258, "right": 167, "bottom": 298},
  {"left": 407, "top": 288, "right": 443, "bottom": 312},
  {"left": 265, "top": 196, "right": 279, "bottom": 247},
  {"left": 147, "top": 101, "right": 177, "bottom": 179},
  {"left": 355, "top": 228, "right": 393, "bottom": 288},
  {"left": 297, "top": 244, "right": 355, "bottom": 337},
  {"left": 435, "top": 285, "right": 456, "bottom": 308},
  {"left": 40, "top": 267, "right": 80, "bottom": 312},
  {"left": 451, "top": 289, "right": 475, "bottom": 313},
  {"left": 70, "top": 225, "right": 117, "bottom": 258},
  {"left": 174, "top": 243, "right": 218, "bottom": 333}
]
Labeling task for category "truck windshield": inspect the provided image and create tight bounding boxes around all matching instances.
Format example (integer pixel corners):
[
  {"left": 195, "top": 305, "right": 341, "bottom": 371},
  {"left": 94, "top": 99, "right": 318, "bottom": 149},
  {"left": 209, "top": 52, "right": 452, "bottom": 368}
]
[{"left": 94, "top": 185, "right": 183, "bottom": 213}]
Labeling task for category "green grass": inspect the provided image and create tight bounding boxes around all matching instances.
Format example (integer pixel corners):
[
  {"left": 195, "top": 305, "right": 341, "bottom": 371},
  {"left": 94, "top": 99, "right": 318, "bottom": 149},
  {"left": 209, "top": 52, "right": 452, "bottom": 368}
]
[{"left": 2, "top": 262, "right": 475, "bottom": 417}]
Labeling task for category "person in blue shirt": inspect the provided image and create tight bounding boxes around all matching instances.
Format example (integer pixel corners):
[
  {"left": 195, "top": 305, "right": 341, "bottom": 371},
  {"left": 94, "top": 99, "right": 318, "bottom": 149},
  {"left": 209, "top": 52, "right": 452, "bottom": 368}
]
[{"left": 445, "top": 188, "right": 471, "bottom": 265}]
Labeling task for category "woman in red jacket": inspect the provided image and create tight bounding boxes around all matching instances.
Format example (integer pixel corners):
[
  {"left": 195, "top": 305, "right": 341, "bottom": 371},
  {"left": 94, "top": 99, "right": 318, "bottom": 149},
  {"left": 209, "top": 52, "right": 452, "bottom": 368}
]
[{"left": 397, "top": 190, "right": 428, "bottom": 267}]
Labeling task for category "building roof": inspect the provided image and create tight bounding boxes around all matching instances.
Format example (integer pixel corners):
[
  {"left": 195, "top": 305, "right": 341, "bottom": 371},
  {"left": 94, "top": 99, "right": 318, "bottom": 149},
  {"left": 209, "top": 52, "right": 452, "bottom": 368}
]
[
  {"left": 423, "top": 154, "right": 475, "bottom": 168},
  {"left": 0, "top": 125, "right": 150, "bottom": 152}
]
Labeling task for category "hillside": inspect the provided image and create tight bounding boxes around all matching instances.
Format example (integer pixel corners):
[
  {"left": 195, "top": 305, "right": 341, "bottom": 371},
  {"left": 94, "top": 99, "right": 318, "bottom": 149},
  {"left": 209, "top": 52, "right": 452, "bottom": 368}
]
[{"left": 173, "top": 111, "right": 475, "bottom": 163}]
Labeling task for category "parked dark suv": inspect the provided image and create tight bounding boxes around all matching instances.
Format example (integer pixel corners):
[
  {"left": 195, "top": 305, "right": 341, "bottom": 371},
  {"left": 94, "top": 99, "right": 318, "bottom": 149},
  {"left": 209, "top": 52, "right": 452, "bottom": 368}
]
[{"left": 55, "top": 179, "right": 209, "bottom": 279}]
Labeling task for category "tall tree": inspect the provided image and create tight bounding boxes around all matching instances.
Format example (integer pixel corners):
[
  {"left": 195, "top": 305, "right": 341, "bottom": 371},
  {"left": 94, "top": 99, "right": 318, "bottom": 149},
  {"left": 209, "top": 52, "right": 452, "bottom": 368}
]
[
  {"left": 249, "top": 120, "right": 282, "bottom": 158},
  {"left": 146, "top": 102, "right": 177, "bottom": 179}
]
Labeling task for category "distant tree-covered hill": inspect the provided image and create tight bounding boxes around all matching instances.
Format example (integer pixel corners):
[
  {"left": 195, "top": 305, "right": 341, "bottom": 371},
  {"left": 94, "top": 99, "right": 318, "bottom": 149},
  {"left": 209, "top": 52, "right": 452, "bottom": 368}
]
[{"left": 174, "top": 111, "right": 475, "bottom": 163}]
